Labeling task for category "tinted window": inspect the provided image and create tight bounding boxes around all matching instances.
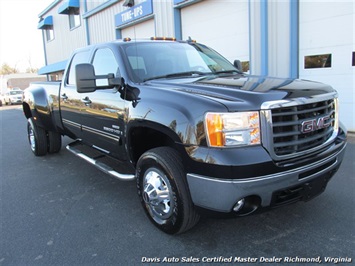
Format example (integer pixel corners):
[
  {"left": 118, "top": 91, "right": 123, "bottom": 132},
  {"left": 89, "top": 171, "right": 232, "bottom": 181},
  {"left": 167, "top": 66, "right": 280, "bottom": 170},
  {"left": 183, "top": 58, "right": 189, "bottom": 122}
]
[{"left": 67, "top": 50, "right": 90, "bottom": 85}]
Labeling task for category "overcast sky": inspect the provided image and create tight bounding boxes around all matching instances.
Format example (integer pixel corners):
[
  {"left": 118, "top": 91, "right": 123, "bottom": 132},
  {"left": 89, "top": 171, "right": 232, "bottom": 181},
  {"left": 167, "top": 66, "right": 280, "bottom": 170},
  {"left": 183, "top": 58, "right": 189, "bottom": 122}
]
[{"left": 0, "top": 0, "right": 54, "bottom": 72}]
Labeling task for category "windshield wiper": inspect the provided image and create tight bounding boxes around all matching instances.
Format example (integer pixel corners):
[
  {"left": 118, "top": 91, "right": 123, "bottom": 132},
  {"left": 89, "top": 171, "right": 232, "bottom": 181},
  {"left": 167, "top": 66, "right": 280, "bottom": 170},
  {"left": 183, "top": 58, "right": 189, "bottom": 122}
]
[
  {"left": 213, "top": 70, "right": 242, "bottom": 75},
  {"left": 143, "top": 71, "right": 209, "bottom": 82}
]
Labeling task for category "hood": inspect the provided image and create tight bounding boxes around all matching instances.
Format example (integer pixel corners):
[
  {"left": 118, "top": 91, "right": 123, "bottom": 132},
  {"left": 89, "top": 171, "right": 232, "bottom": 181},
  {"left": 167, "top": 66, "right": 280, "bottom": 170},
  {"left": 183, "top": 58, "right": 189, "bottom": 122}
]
[{"left": 145, "top": 74, "right": 336, "bottom": 111}]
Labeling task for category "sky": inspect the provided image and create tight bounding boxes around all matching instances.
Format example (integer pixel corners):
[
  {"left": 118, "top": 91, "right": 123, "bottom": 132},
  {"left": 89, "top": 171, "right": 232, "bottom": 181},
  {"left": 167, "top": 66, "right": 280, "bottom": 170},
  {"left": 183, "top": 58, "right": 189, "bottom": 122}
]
[{"left": 0, "top": 0, "right": 54, "bottom": 72}]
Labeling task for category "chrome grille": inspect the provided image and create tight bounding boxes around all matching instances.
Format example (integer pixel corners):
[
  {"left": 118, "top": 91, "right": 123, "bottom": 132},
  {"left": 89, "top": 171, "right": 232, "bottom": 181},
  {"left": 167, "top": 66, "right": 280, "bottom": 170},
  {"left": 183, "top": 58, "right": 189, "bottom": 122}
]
[{"left": 261, "top": 94, "right": 338, "bottom": 160}]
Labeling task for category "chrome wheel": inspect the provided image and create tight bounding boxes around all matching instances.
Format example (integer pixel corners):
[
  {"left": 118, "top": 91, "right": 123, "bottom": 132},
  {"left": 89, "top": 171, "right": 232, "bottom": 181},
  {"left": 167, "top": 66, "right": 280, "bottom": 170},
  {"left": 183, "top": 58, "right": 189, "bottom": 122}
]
[
  {"left": 142, "top": 168, "right": 174, "bottom": 224},
  {"left": 137, "top": 147, "right": 200, "bottom": 234},
  {"left": 28, "top": 125, "right": 36, "bottom": 152}
]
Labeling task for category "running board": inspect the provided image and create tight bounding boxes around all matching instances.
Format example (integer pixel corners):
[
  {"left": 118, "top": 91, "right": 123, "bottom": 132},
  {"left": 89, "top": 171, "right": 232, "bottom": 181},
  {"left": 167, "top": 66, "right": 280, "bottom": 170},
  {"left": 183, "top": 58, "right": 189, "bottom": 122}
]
[{"left": 66, "top": 141, "right": 135, "bottom": 181}]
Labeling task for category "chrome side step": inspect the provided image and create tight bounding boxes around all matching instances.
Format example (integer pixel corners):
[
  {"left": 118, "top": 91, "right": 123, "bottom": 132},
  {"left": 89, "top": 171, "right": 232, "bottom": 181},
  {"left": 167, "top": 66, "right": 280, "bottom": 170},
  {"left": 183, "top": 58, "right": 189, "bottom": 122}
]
[{"left": 66, "top": 141, "right": 135, "bottom": 181}]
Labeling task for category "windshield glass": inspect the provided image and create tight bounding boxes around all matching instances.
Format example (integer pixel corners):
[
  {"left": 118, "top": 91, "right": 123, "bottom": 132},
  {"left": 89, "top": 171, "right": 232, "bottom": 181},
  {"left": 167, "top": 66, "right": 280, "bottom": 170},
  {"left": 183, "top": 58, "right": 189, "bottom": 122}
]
[
  {"left": 10, "top": 91, "right": 22, "bottom": 95},
  {"left": 122, "top": 42, "right": 238, "bottom": 82}
]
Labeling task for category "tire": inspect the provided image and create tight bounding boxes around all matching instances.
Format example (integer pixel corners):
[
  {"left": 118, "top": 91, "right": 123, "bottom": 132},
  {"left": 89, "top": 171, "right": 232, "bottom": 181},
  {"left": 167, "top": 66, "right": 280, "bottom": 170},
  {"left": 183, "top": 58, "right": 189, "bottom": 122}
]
[
  {"left": 27, "top": 118, "right": 48, "bottom": 156},
  {"left": 48, "top": 131, "right": 62, "bottom": 153},
  {"left": 136, "top": 147, "right": 200, "bottom": 234}
]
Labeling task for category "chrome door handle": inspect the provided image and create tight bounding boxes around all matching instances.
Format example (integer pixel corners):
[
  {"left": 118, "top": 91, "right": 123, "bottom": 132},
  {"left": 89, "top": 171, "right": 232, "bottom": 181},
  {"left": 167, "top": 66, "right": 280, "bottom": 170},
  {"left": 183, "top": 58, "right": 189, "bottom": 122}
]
[{"left": 81, "top": 97, "right": 92, "bottom": 105}]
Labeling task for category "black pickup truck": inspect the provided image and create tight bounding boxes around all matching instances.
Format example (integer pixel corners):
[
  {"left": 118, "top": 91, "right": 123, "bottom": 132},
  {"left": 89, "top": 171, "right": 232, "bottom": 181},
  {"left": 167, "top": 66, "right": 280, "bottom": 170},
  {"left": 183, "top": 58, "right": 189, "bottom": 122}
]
[{"left": 23, "top": 38, "right": 347, "bottom": 234}]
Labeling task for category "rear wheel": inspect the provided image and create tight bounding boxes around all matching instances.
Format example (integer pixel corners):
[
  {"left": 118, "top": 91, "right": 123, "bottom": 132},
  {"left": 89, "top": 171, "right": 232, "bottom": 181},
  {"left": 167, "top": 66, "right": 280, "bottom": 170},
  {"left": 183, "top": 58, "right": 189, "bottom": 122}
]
[
  {"left": 27, "top": 118, "right": 47, "bottom": 156},
  {"left": 136, "top": 147, "right": 200, "bottom": 234}
]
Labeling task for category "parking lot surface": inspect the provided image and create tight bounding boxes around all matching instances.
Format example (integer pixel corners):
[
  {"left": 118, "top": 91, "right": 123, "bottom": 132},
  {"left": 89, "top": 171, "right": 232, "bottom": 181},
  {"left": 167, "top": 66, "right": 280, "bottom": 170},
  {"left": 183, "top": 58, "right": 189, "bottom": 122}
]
[{"left": 1, "top": 106, "right": 354, "bottom": 265}]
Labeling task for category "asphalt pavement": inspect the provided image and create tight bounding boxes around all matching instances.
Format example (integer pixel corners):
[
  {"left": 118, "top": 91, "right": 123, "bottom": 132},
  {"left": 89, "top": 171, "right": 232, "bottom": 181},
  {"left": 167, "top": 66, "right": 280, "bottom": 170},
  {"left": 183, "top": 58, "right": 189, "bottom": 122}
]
[{"left": 1, "top": 105, "right": 354, "bottom": 265}]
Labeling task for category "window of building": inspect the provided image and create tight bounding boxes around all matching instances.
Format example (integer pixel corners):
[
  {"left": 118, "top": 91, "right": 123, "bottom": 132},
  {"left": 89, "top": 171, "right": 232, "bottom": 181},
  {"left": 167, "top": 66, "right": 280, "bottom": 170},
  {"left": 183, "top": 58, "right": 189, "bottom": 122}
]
[
  {"left": 69, "top": 9, "right": 81, "bottom": 29},
  {"left": 352, "top": 52, "right": 355, "bottom": 67},
  {"left": 304, "top": 54, "right": 332, "bottom": 69},
  {"left": 48, "top": 72, "right": 64, "bottom": 81},
  {"left": 46, "top": 28, "right": 54, "bottom": 42}
]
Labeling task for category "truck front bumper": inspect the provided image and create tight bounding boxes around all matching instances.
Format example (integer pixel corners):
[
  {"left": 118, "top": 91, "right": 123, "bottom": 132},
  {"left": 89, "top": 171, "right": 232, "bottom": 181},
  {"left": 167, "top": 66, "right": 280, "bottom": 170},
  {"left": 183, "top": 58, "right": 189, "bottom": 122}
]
[{"left": 186, "top": 142, "right": 346, "bottom": 214}]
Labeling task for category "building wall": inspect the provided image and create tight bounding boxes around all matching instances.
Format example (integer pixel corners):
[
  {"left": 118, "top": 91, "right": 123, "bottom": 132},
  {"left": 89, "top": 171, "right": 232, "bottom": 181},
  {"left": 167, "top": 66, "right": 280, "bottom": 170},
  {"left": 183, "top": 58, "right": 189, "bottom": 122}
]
[
  {"left": 121, "top": 19, "right": 156, "bottom": 38},
  {"left": 179, "top": 0, "right": 249, "bottom": 63},
  {"left": 42, "top": 1, "right": 87, "bottom": 64},
  {"left": 154, "top": 0, "right": 175, "bottom": 37},
  {"left": 86, "top": 0, "right": 110, "bottom": 11},
  {"left": 38, "top": 0, "right": 355, "bottom": 131},
  {"left": 87, "top": 3, "right": 122, "bottom": 44},
  {"left": 299, "top": 0, "right": 355, "bottom": 131}
]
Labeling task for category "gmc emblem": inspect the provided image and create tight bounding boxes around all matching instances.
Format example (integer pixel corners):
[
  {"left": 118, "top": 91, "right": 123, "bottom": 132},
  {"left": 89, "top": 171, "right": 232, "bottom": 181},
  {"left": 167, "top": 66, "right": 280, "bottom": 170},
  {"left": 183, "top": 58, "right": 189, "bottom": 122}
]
[{"left": 300, "top": 115, "right": 331, "bottom": 133}]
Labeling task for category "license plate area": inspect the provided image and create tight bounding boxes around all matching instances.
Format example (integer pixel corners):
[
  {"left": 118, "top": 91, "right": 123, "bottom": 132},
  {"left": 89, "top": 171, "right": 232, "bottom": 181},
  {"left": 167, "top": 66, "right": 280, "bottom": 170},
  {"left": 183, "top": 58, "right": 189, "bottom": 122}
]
[{"left": 271, "top": 173, "right": 332, "bottom": 207}]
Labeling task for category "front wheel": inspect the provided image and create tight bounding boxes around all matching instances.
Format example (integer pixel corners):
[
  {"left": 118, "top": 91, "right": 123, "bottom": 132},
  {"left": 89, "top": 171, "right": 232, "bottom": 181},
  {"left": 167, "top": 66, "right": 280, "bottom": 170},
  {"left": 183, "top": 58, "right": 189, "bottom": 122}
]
[{"left": 136, "top": 147, "right": 200, "bottom": 234}]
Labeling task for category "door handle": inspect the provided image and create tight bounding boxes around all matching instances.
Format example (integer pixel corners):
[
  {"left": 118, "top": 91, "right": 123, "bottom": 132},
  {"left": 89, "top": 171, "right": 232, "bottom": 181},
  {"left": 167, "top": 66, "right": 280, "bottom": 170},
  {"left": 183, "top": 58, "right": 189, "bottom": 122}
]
[
  {"left": 81, "top": 97, "right": 92, "bottom": 105},
  {"left": 60, "top": 93, "right": 68, "bottom": 100}
]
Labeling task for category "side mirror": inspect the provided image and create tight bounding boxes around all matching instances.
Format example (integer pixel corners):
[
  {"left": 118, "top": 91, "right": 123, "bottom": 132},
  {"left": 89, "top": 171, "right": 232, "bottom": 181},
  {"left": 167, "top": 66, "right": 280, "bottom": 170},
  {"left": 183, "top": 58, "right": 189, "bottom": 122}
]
[
  {"left": 234, "top": 60, "right": 242, "bottom": 72},
  {"left": 75, "top": 63, "right": 122, "bottom": 93},
  {"left": 76, "top": 64, "right": 97, "bottom": 93}
]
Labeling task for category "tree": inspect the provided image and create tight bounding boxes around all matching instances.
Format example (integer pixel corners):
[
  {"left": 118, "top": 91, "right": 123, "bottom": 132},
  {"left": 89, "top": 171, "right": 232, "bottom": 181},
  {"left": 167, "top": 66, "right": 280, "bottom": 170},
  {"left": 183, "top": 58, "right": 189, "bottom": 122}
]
[
  {"left": 26, "top": 67, "right": 39, "bottom": 73},
  {"left": 0, "top": 63, "right": 18, "bottom": 75},
  {"left": 26, "top": 56, "right": 38, "bottom": 73}
]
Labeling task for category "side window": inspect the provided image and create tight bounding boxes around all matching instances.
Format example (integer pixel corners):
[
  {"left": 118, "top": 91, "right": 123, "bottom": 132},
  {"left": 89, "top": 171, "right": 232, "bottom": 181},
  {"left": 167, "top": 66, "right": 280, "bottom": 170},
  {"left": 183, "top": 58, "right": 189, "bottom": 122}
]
[
  {"left": 67, "top": 50, "right": 90, "bottom": 85},
  {"left": 92, "top": 48, "right": 118, "bottom": 76},
  {"left": 69, "top": 9, "right": 81, "bottom": 30},
  {"left": 46, "top": 28, "right": 54, "bottom": 42}
]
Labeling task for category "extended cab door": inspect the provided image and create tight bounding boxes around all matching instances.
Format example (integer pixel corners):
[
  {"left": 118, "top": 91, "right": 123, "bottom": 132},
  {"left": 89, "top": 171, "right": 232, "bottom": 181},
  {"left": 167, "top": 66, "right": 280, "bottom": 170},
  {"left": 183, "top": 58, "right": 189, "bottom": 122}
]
[
  {"left": 60, "top": 49, "right": 91, "bottom": 138},
  {"left": 78, "top": 47, "right": 127, "bottom": 160}
]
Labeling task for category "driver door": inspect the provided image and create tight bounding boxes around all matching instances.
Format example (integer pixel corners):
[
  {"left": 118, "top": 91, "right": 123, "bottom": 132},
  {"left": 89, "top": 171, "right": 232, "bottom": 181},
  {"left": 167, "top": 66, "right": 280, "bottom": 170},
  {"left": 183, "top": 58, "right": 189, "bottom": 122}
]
[{"left": 78, "top": 47, "right": 127, "bottom": 160}]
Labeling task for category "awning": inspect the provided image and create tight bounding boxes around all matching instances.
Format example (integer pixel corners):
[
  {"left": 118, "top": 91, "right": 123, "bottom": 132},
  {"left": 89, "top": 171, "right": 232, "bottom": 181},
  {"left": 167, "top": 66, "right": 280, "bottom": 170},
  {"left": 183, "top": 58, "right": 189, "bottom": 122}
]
[
  {"left": 58, "top": 0, "right": 80, "bottom": 15},
  {"left": 38, "top": 60, "right": 68, "bottom": 75},
  {"left": 37, "top": 16, "right": 53, "bottom": 29}
]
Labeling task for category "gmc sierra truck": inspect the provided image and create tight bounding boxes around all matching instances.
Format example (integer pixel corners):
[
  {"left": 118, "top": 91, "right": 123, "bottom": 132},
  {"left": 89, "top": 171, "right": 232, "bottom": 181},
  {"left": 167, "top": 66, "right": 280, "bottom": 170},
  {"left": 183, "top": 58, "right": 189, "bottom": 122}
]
[{"left": 23, "top": 38, "right": 347, "bottom": 234}]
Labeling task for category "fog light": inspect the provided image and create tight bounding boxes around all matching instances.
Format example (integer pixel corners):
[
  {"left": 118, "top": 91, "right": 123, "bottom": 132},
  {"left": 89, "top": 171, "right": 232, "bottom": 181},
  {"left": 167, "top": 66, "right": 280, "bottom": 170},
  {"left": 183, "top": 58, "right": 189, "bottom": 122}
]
[{"left": 233, "top": 198, "right": 245, "bottom": 212}]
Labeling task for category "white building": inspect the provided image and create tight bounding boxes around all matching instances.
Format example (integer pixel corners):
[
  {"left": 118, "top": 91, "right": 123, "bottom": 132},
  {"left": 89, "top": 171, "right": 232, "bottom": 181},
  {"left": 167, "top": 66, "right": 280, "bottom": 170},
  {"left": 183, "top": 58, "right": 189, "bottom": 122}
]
[
  {"left": 0, "top": 73, "right": 46, "bottom": 94},
  {"left": 37, "top": 0, "right": 354, "bottom": 131}
]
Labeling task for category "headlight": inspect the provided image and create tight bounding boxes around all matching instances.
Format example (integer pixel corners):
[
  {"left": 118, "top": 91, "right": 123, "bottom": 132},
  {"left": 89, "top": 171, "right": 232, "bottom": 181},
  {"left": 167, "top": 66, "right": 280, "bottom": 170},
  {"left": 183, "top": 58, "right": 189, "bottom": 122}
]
[{"left": 205, "top": 111, "right": 260, "bottom": 147}]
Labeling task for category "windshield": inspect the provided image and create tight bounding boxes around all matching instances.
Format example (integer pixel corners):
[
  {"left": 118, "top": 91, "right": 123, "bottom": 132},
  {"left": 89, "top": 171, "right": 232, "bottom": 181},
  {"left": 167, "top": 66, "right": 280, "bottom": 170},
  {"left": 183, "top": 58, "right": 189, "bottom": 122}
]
[
  {"left": 10, "top": 91, "right": 22, "bottom": 95},
  {"left": 122, "top": 42, "right": 238, "bottom": 82}
]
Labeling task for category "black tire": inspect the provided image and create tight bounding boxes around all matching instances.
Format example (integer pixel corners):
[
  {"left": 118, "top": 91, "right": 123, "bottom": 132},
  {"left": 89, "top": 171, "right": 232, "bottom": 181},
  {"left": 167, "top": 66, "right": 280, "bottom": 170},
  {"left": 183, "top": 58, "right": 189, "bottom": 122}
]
[
  {"left": 48, "top": 131, "right": 62, "bottom": 153},
  {"left": 136, "top": 147, "right": 200, "bottom": 234},
  {"left": 27, "top": 118, "right": 48, "bottom": 156}
]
